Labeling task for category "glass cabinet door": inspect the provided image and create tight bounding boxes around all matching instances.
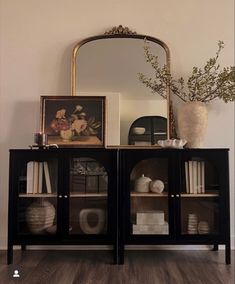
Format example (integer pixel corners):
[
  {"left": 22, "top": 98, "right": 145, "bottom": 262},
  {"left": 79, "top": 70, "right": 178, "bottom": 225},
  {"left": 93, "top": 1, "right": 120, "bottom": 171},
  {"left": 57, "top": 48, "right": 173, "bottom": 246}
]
[
  {"left": 180, "top": 157, "right": 220, "bottom": 235},
  {"left": 69, "top": 157, "right": 108, "bottom": 235},
  {"left": 130, "top": 157, "right": 169, "bottom": 235},
  {"left": 17, "top": 158, "right": 58, "bottom": 236}
]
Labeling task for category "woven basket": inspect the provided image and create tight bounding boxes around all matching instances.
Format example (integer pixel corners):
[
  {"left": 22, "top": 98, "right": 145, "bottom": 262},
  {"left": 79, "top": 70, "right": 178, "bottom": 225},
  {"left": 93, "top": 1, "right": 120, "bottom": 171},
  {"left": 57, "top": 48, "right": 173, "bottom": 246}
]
[{"left": 26, "top": 200, "right": 55, "bottom": 234}]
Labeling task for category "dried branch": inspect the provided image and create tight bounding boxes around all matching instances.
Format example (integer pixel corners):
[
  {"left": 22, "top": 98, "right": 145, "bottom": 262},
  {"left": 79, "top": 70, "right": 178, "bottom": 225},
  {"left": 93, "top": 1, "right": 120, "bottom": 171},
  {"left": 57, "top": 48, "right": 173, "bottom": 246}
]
[{"left": 138, "top": 40, "right": 235, "bottom": 103}]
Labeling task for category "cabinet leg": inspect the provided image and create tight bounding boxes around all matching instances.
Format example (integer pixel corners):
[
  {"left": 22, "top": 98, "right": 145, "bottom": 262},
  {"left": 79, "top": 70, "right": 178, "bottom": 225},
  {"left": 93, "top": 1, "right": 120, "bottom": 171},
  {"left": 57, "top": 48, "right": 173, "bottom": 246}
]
[
  {"left": 212, "top": 244, "right": 218, "bottom": 251},
  {"left": 118, "top": 244, "right": 124, "bottom": 265},
  {"left": 113, "top": 243, "right": 118, "bottom": 264},
  {"left": 225, "top": 243, "right": 231, "bottom": 264},
  {"left": 7, "top": 245, "right": 13, "bottom": 265},
  {"left": 21, "top": 245, "right": 26, "bottom": 251}
]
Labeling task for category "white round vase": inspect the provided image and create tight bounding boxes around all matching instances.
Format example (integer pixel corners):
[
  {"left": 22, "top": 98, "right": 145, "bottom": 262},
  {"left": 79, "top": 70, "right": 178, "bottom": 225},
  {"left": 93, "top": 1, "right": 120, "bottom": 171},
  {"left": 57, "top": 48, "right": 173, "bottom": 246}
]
[{"left": 177, "top": 102, "right": 208, "bottom": 148}]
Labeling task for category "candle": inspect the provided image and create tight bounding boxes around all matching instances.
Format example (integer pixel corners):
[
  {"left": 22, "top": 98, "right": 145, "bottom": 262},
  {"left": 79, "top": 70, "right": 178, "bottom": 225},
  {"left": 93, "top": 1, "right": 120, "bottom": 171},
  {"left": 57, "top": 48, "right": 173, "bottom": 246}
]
[{"left": 34, "top": 132, "right": 47, "bottom": 146}]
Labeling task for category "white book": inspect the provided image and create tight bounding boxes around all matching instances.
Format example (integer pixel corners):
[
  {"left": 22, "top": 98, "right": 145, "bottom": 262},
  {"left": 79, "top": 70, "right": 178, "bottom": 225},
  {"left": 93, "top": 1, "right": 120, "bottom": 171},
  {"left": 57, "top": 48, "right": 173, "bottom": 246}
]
[
  {"left": 136, "top": 211, "right": 165, "bottom": 225},
  {"left": 33, "top": 162, "right": 39, "bottom": 194},
  {"left": 43, "top": 161, "right": 52, "bottom": 193},
  {"left": 197, "top": 161, "right": 202, "bottom": 193},
  {"left": 26, "top": 161, "right": 34, "bottom": 194},
  {"left": 192, "top": 161, "right": 198, "bottom": 194},
  {"left": 201, "top": 161, "right": 205, "bottom": 193},
  {"left": 38, "top": 162, "right": 43, "bottom": 194},
  {"left": 133, "top": 222, "right": 169, "bottom": 234},
  {"left": 188, "top": 161, "right": 193, "bottom": 194},
  {"left": 185, "top": 161, "right": 189, "bottom": 193}
]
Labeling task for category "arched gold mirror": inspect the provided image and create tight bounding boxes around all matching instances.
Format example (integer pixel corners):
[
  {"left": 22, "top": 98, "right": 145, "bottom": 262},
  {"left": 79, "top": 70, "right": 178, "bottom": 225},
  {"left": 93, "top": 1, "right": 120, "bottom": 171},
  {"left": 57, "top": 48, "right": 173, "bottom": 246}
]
[{"left": 71, "top": 25, "right": 171, "bottom": 146}]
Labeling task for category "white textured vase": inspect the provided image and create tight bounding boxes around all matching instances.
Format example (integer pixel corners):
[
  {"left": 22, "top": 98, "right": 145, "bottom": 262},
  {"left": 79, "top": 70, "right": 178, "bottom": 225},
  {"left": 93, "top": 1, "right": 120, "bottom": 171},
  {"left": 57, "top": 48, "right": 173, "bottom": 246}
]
[
  {"left": 26, "top": 200, "right": 55, "bottom": 234},
  {"left": 177, "top": 102, "right": 208, "bottom": 148}
]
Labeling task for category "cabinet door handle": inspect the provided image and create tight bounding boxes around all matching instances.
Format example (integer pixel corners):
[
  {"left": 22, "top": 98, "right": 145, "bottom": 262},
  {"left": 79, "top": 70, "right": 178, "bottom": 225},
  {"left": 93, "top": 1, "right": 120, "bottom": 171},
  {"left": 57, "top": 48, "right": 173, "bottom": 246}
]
[
  {"left": 58, "top": 195, "right": 63, "bottom": 198},
  {"left": 176, "top": 194, "right": 180, "bottom": 197},
  {"left": 64, "top": 195, "right": 68, "bottom": 198},
  {"left": 171, "top": 194, "right": 174, "bottom": 198}
]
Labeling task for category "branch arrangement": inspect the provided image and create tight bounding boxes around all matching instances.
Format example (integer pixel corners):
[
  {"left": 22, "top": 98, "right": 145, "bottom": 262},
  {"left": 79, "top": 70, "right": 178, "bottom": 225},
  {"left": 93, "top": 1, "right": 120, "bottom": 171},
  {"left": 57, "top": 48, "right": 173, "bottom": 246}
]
[{"left": 138, "top": 41, "right": 235, "bottom": 103}]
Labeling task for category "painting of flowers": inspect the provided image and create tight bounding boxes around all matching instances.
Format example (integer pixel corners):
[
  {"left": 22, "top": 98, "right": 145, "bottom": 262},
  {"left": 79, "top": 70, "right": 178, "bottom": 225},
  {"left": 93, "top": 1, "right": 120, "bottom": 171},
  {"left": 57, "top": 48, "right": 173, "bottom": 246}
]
[{"left": 40, "top": 96, "right": 105, "bottom": 147}]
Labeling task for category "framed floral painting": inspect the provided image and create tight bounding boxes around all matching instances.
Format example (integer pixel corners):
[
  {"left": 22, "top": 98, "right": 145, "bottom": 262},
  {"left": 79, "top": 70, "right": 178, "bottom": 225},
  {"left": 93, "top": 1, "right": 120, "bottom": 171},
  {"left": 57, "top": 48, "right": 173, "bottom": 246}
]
[{"left": 40, "top": 96, "right": 106, "bottom": 147}]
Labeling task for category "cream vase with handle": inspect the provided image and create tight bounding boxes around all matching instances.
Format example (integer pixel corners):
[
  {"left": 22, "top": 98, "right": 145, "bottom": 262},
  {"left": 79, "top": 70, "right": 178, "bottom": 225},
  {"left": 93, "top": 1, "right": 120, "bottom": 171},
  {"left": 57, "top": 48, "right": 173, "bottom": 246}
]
[{"left": 177, "top": 102, "right": 208, "bottom": 148}]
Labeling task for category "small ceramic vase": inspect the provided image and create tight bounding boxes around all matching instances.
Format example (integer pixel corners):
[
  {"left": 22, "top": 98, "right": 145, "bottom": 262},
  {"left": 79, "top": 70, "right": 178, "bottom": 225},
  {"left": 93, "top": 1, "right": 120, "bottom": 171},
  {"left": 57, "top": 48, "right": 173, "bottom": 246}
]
[
  {"left": 79, "top": 208, "right": 105, "bottom": 234},
  {"left": 26, "top": 200, "right": 55, "bottom": 234},
  {"left": 149, "top": 179, "right": 164, "bottom": 193},
  {"left": 134, "top": 174, "right": 152, "bottom": 193}
]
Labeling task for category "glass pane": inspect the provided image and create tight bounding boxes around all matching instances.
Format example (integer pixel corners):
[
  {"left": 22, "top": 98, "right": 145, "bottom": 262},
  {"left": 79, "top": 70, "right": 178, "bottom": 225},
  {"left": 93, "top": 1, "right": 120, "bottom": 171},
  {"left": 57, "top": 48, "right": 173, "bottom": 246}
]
[
  {"left": 130, "top": 158, "right": 169, "bottom": 235},
  {"left": 181, "top": 158, "right": 220, "bottom": 235},
  {"left": 17, "top": 159, "right": 58, "bottom": 235},
  {"left": 69, "top": 157, "right": 108, "bottom": 235}
]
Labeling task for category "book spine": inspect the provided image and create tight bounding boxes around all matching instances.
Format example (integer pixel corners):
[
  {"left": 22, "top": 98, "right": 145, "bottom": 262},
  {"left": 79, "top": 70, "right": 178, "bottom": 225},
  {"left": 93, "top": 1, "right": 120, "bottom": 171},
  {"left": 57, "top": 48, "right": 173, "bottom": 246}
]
[
  {"left": 192, "top": 161, "right": 198, "bottom": 194},
  {"left": 201, "top": 161, "right": 205, "bottom": 193},
  {"left": 43, "top": 161, "right": 52, "bottom": 193},
  {"left": 38, "top": 162, "right": 43, "bottom": 194},
  {"left": 188, "top": 161, "right": 193, "bottom": 194},
  {"left": 33, "top": 161, "right": 39, "bottom": 194},
  {"left": 197, "top": 161, "right": 202, "bottom": 193},
  {"left": 185, "top": 161, "right": 189, "bottom": 194},
  {"left": 26, "top": 161, "right": 34, "bottom": 194}
]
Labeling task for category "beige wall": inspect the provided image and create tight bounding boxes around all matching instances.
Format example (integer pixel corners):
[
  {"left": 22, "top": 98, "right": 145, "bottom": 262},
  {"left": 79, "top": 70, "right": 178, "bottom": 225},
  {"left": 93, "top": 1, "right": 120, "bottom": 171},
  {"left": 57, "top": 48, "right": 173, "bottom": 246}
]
[{"left": 0, "top": 0, "right": 234, "bottom": 248}]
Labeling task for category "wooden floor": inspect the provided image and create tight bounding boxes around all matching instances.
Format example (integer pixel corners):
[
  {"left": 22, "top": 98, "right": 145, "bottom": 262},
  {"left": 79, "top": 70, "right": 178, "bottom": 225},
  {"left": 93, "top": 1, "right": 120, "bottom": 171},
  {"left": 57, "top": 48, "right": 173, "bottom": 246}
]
[{"left": 0, "top": 250, "right": 234, "bottom": 284}]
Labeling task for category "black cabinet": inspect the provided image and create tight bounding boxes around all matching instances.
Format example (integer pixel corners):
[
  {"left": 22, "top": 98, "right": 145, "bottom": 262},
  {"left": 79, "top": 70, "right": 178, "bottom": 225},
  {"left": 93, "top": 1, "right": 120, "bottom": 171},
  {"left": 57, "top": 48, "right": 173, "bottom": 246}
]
[
  {"left": 119, "top": 148, "right": 230, "bottom": 264},
  {"left": 8, "top": 148, "right": 230, "bottom": 265},
  {"left": 8, "top": 148, "right": 118, "bottom": 264}
]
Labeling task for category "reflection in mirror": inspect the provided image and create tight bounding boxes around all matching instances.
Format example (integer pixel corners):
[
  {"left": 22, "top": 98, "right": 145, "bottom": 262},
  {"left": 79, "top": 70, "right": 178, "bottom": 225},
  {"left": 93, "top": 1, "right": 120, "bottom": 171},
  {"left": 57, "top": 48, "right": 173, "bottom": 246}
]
[{"left": 72, "top": 29, "right": 170, "bottom": 146}]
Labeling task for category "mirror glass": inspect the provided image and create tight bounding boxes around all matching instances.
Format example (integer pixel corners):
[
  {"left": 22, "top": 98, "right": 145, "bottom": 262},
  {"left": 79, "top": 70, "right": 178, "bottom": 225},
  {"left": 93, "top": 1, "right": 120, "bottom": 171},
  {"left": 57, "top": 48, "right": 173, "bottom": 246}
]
[{"left": 72, "top": 32, "right": 170, "bottom": 146}]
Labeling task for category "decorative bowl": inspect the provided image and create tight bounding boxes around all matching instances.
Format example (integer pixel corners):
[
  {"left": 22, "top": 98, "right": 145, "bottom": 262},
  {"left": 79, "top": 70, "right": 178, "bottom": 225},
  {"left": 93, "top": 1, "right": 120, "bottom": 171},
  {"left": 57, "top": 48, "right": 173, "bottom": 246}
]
[
  {"left": 157, "top": 139, "right": 187, "bottom": 149},
  {"left": 133, "top": 127, "right": 146, "bottom": 135}
]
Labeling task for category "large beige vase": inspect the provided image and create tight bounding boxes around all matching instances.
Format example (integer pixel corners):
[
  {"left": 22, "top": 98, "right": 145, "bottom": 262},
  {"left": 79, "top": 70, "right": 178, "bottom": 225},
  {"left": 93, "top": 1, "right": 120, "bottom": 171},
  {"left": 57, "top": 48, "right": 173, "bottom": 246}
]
[{"left": 177, "top": 102, "right": 208, "bottom": 148}]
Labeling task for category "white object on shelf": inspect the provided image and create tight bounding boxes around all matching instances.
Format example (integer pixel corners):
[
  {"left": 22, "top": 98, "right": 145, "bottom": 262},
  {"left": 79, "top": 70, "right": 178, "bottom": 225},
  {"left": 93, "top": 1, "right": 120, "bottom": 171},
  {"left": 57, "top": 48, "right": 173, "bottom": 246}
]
[
  {"left": 26, "top": 200, "right": 55, "bottom": 234},
  {"left": 79, "top": 208, "right": 105, "bottom": 234},
  {"left": 157, "top": 139, "right": 187, "bottom": 149},
  {"left": 134, "top": 174, "right": 151, "bottom": 193},
  {"left": 198, "top": 221, "right": 210, "bottom": 234},
  {"left": 149, "top": 179, "right": 164, "bottom": 193},
  {"left": 132, "top": 127, "right": 146, "bottom": 135},
  {"left": 133, "top": 222, "right": 169, "bottom": 234},
  {"left": 136, "top": 211, "right": 165, "bottom": 225},
  {"left": 187, "top": 213, "right": 198, "bottom": 234}
]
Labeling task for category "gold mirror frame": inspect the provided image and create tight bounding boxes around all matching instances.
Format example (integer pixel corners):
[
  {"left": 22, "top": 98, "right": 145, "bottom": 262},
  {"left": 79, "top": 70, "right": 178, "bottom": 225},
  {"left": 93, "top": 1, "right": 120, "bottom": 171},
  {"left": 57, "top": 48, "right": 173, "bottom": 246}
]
[{"left": 71, "top": 25, "right": 172, "bottom": 141}]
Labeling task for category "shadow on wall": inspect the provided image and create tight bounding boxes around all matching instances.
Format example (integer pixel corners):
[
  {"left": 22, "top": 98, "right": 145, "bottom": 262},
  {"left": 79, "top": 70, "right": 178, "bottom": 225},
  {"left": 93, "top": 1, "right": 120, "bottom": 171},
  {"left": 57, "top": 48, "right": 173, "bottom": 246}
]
[
  {"left": 7, "top": 101, "right": 40, "bottom": 148},
  {"left": 54, "top": 42, "right": 74, "bottom": 95},
  {"left": 0, "top": 101, "right": 39, "bottom": 247}
]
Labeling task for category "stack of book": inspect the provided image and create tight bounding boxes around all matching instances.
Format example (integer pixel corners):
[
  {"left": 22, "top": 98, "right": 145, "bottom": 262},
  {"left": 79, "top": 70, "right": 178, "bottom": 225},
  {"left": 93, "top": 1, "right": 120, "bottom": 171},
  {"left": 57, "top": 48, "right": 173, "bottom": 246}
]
[
  {"left": 133, "top": 211, "right": 169, "bottom": 234},
  {"left": 26, "top": 161, "right": 52, "bottom": 194},
  {"left": 185, "top": 160, "right": 205, "bottom": 194}
]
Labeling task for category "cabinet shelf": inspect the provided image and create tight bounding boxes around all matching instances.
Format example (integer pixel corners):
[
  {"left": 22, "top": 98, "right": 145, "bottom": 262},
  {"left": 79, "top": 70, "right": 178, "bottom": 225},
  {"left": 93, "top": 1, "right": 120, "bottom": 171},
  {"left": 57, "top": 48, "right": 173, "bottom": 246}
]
[
  {"left": 181, "top": 192, "right": 219, "bottom": 197},
  {"left": 70, "top": 193, "right": 107, "bottom": 197},
  {"left": 131, "top": 192, "right": 168, "bottom": 197},
  {"left": 19, "top": 193, "right": 57, "bottom": 198}
]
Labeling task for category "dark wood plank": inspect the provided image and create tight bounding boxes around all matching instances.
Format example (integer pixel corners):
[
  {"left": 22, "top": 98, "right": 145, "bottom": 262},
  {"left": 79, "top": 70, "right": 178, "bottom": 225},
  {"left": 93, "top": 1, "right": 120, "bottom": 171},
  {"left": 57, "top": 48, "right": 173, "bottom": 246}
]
[{"left": 0, "top": 250, "right": 234, "bottom": 284}]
